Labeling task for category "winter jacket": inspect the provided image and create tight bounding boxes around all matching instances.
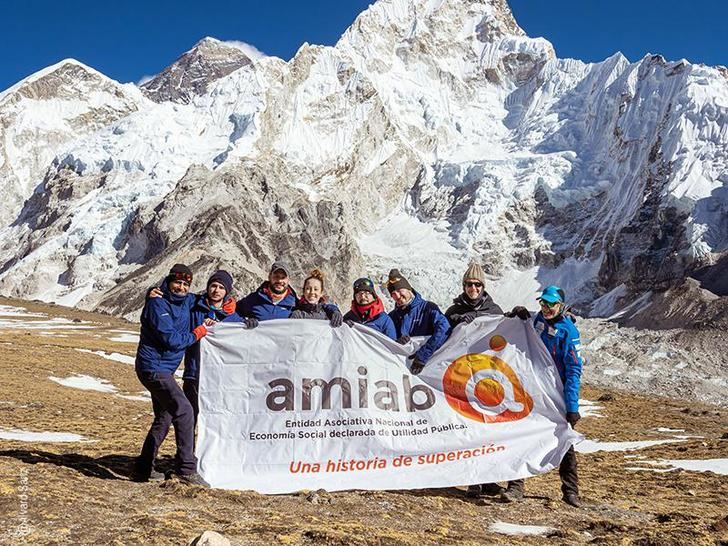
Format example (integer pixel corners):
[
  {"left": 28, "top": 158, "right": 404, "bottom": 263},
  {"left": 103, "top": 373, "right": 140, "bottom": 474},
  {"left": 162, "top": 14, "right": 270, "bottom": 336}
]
[
  {"left": 533, "top": 312, "right": 584, "bottom": 413},
  {"left": 183, "top": 295, "right": 242, "bottom": 381},
  {"left": 343, "top": 298, "right": 397, "bottom": 340},
  {"left": 445, "top": 291, "right": 503, "bottom": 326},
  {"left": 389, "top": 292, "right": 451, "bottom": 363},
  {"left": 135, "top": 280, "right": 199, "bottom": 374},
  {"left": 290, "top": 298, "right": 341, "bottom": 321},
  {"left": 236, "top": 282, "right": 297, "bottom": 321}
]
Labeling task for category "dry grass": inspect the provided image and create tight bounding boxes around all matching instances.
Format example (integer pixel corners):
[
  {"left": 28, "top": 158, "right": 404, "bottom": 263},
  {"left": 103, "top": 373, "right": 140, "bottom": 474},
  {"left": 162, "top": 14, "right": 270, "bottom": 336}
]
[{"left": 0, "top": 297, "right": 726, "bottom": 545}]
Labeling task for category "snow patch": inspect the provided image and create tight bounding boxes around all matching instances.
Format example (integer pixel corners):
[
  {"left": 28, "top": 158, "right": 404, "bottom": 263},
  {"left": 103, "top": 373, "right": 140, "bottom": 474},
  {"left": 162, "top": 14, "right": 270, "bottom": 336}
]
[
  {"left": 75, "top": 348, "right": 135, "bottom": 365},
  {"left": 0, "top": 305, "right": 45, "bottom": 317},
  {"left": 579, "top": 399, "right": 604, "bottom": 418},
  {"left": 0, "top": 428, "right": 90, "bottom": 443},
  {"left": 489, "top": 521, "right": 555, "bottom": 536},
  {"left": 576, "top": 438, "right": 686, "bottom": 453},
  {"left": 49, "top": 374, "right": 118, "bottom": 393},
  {"left": 109, "top": 333, "right": 140, "bottom": 343},
  {"left": 627, "top": 459, "right": 728, "bottom": 475}
]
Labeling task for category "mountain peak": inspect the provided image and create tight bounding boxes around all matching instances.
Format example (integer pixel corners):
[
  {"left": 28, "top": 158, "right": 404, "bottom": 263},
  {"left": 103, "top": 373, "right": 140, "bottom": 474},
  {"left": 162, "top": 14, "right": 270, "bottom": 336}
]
[{"left": 140, "top": 37, "right": 253, "bottom": 104}]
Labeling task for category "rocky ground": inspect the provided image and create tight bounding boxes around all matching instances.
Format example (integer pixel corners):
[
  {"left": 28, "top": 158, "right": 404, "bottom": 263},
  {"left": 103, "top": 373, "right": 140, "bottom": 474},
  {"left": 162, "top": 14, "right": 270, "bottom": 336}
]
[
  {"left": 579, "top": 316, "right": 728, "bottom": 408},
  {"left": 0, "top": 296, "right": 726, "bottom": 545}
]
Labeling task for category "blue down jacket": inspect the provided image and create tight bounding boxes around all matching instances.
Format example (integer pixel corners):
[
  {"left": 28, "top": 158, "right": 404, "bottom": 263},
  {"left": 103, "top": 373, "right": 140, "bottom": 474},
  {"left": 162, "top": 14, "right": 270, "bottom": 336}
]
[
  {"left": 135, "top": 280, "right": 199, "bottom": 374},
  {"left": 388, "top": 292, "right": 451, "bottom": 362},
  {"left": 236, "top": 283, "right": 298, "bottom": 321},
  {"left": 533, "top": 312, "right": 584, "bottom": 413}
]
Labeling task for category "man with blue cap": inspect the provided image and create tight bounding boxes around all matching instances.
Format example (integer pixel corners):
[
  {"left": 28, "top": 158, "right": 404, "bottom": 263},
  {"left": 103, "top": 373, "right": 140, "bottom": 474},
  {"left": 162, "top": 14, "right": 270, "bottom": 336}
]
[{"left": 501, "top": 285, "right": 584, "bottom": 507}]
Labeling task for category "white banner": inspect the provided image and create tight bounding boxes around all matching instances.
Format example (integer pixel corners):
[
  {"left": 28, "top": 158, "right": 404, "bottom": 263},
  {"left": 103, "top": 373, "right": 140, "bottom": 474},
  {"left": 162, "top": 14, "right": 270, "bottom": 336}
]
[{"left": 197, "top": 316, "right": 581, "bottom": 493}]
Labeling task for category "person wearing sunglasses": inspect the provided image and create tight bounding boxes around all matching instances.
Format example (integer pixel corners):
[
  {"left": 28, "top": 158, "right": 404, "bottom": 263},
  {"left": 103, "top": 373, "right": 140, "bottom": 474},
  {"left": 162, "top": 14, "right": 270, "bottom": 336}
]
[
  {"left": 445, "top": 263, "right": 503, "bottom": 329},
  {"left": 289, "top": 269, "right": 344, "bottom": 327},
  {"left": 342, "top": 277, "right": 397, "bottom": 339},
  {"left": 500, "top": 284, "right": 584, "bottom": 507},
  {"left": 133, "top": 263, "right": 210, "bottom": 487},
  {"left": 386, "top": 268, "right": 451, "bottom": 375}
]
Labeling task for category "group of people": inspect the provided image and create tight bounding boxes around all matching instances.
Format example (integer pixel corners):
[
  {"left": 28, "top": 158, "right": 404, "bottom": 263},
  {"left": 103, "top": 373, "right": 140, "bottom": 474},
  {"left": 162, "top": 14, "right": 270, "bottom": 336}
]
[{"left": 133, "top": 260, "right": 584, "bottom": 506}]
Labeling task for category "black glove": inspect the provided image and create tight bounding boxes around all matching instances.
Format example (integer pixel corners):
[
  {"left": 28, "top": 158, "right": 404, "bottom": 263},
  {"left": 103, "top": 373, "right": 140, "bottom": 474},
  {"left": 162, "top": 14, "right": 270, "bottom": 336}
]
[
  {"left": 244, "top": 317, "right": 259, "bottom": 329},
  {"left": 397, "top": 335, "right": 411, "bottom": 345},
  {"left": 459, "top": 313, "right": 476, "bottom": 324},
  {"left": 344, "top": 319, "right": 356, "bottom": 328},
  {"left": 505, "top": 306, "right": 531, "bottom": 320},
  {"left": 329, "top": 310, "right": 343, "bottom": 328},
  {"left": 566, "top": 412, "right": 581, "bottom": 427},
  {"left": 410, "top": 356, "right": 426, "bottom": 375}
]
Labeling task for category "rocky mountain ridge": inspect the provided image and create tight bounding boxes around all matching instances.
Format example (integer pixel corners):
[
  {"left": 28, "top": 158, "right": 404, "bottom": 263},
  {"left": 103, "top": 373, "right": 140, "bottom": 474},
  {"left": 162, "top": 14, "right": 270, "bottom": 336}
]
[{"left": 0, "top": 0, "right": 726, "bottom": 322}]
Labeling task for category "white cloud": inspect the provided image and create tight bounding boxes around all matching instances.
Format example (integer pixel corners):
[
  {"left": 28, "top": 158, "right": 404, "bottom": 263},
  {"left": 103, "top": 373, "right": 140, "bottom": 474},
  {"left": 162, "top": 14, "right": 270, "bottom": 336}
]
[
  {"left": 223, "top": 40, "right": 269, "bottom": 61},
  {"left": 136, "top": 74, "right": 155, "bottom": 86}
]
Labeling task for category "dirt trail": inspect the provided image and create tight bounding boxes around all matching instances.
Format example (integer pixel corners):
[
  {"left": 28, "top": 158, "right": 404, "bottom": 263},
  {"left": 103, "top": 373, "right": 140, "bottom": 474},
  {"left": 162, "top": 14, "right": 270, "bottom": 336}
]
[{"left": 0, "top": 297, "right": 726, "bottom": 545}]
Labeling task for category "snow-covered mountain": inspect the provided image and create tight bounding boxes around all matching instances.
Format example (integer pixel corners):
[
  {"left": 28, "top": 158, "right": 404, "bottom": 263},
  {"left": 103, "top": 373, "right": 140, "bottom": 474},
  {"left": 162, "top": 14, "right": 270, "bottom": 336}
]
[{"left": 0, "top": 0, "right": 726, "bottom": 322}]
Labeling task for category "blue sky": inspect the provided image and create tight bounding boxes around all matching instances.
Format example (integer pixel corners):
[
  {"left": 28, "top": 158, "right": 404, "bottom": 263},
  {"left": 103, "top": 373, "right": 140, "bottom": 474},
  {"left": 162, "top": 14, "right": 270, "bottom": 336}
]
[{"left": 1, "top": 0, "right": 725, "bottom": 91}]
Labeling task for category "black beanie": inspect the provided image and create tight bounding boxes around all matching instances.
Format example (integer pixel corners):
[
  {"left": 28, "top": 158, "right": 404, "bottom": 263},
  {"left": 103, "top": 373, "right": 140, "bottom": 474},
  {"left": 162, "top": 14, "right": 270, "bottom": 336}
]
[
  {"left": 207, "top": 270, "right": 233, "bottom": 295},
  {"left": 353, "top": 277, "right": 377, "bottom": 297},
  {"left": 386, "top": 269, "right": 413, "bottom": 293},
  {"left": 168, "top": 263, "right": 193, "bottom": 282}
]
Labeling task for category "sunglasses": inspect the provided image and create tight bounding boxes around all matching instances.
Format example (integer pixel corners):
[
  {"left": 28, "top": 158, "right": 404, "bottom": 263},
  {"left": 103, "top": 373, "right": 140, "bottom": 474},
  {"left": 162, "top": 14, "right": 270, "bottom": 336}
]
[
  {"left": 464, "top": 281, "right": 483, "bottom": 288},
  {"left": 538, "top": 299, "right": 560, "bottom": 308},
  {"left": 171, "top": 271, "right": 193, "bottom": 284}
]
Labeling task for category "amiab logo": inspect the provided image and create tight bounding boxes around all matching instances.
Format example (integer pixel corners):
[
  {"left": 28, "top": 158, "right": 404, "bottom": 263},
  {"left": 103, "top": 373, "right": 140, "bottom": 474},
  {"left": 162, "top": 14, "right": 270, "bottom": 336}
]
[{"left": 442, "top": 335, "right": 533, "bottom": 423}]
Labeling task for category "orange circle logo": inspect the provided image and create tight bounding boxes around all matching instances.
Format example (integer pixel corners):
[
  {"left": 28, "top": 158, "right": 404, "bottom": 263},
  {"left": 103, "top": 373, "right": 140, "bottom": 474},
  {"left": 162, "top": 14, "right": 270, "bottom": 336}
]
[
  {"left": 442, "top": 353, "right": 534, "bottom": 423},
  {"left": 489, "top": 335, "right": 507, "bottom": 351}
]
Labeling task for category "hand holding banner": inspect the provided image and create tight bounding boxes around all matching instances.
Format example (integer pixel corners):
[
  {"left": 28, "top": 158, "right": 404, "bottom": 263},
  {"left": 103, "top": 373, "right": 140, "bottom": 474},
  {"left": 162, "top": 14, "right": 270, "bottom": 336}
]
[{"left": 197, "top": 316, "right": 581, "bottom": 493}]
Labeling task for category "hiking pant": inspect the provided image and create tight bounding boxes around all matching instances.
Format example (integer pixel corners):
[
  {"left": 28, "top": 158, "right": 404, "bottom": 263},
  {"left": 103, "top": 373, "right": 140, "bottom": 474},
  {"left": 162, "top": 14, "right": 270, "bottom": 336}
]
[
  {"left": 508, "top": 445, "right": 578, "bottom": 497},
  {"left": 182, "top": 378, "right": 199, "bottom": 427},
  {"left": 136, "top": 370, "right": 196, "bottom": 476}
]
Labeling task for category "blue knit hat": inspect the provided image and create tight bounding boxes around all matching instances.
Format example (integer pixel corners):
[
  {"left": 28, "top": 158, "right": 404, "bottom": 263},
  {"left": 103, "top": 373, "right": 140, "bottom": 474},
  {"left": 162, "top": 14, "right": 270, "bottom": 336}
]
[
  {"left": 207, "top": 270, "right": 233, "bottom": 296},
  {"left": 539, "top": 285, "right": 565, "bottom": 304}
]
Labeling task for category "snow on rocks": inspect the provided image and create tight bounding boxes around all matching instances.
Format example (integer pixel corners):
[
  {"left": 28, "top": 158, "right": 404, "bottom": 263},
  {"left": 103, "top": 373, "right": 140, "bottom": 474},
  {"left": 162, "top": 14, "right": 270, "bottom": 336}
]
[{"left": 0, "top": 0, "right": 725, "bottom": 325}]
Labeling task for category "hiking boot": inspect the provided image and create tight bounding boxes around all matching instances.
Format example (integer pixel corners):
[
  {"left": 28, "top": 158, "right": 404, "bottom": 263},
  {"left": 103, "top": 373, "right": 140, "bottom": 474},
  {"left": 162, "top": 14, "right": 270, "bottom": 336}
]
[
  {"left": 176, "top": 472, "right": 210, "bottom": 488},
  {"left": 500, "top": 485, "right": 524, "bottom": 503},
  {"left": 465, "top": 484, "right": 481, "bottom": 498},
  {"left": 481, "top": 483, "right": 504, "bottom": 497},
  {"left": 130, "top": 468, "right": 165, "bottom": 483},
  {"left": 562, "top": 492, "right": 581, "bottom": 507}
]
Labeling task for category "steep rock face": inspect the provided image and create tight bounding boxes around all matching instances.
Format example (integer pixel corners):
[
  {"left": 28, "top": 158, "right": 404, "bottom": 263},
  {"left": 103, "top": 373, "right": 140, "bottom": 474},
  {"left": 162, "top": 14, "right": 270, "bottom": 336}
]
[
  {"left": 140, "top": 38, "right": 253, "bottom": 104},
  {"left": 0, "top": 0, "right": 726, "bottom": 321}
]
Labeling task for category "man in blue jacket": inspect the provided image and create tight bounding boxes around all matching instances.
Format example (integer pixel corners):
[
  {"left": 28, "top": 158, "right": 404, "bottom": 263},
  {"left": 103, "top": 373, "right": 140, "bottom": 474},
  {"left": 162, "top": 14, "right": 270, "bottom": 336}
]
[
  {"left": 183, "top": 270, "right": 242, "bottom": 424},
  {"left": 236, "top": 261, "right": 297, "bottom": 321},
  {"left": 386, "top": 269, "right": 451, "bottom": 374},
  {"left": 133, "top": 264, "right": 209, "bottom": 486},
  {"left": 501, "top": 285, "right": 584, "bottom": 507},
  {"left": 343, "top": 277, "right": 397, "bottom": 339}
]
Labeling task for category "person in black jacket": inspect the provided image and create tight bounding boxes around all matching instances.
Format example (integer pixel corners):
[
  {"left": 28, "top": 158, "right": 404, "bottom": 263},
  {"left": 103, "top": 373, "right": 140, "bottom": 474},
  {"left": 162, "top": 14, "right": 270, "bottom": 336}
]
[
  {"left": 446, "top": 263, "right": 506, "bottom": 498},
  {"left": 289, "top": 269, "right": 343, "bottom": 327},
  {"left": 445, "top": 262, "right": 503, "bottom": 328}
]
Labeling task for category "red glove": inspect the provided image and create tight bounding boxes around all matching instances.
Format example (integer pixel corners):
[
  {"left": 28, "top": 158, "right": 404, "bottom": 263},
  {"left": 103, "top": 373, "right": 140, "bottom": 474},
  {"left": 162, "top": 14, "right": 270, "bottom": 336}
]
[{"left": 193, "top": 324, "right": 208, "bottom": 341}]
